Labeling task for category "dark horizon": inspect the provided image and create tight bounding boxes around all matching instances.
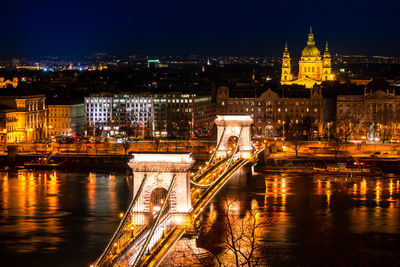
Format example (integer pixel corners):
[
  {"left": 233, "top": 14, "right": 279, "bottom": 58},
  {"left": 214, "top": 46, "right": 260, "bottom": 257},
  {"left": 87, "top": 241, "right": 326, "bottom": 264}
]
[{"left": 1, "top": 0, "right": 399, "bottom": 59}]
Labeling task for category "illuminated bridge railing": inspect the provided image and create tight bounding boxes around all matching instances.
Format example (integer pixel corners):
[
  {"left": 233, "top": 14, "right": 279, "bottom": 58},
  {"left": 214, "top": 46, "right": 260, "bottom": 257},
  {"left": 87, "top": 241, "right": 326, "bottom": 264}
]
[
  {"left": 94, "top": 174, "right": 149, "bottom": 267},
  {"left": 95, "top": 146, "right": 264, "bottom": 267},
  {"left": 131, "top": 174, "right": 177, "bottom": 267},
  {"left": 128, "top": 213, "right": 173, "bottom": 266},
  {"left": 140, "top": 150, "right": 264, "bottom": 266}
]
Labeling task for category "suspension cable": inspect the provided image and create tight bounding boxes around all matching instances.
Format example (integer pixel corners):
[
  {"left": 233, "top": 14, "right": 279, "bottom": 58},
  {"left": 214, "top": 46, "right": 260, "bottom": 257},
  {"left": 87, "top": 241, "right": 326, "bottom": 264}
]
[
  {"left": 190, "top": 127, "right": 243, "bottom": 188},
  {"left": 132, "top": 174, "right": 177, "bottom": 267},
  {"left": 95, "top": 174, "right": 148, "bottom": 266},
  {"left": 207, "top": 126, "right": 226, "bottom": 166}
]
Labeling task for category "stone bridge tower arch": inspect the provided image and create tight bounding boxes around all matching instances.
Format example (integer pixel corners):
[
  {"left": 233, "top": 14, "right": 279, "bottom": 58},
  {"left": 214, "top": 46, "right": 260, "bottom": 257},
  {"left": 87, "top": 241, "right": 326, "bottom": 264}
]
[
  {"left": 128, "top": 152, "right": 194, "bottom": 225},
  {"left": 215, "top": 115, "right": 253, "bottom": 159}
]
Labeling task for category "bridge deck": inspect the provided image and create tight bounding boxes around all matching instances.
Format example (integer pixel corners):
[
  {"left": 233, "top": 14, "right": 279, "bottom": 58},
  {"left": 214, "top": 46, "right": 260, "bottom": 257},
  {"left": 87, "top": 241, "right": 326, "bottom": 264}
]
[
  {"left": 141, "top": 148, "right": 264, "bottom": 266},
  {"left": 95, "top": 147, "right": 264, "bottom": 267}
]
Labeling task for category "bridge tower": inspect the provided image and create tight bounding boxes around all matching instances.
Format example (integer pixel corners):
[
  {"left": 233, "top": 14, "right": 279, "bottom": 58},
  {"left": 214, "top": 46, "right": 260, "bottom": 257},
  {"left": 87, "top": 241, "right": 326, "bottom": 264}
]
[
  {"left": 215, "top": 115, "right": 253, "bottom": 159},
  {"left": 128, "top": 152, "right": 194, "bottom": 226}
]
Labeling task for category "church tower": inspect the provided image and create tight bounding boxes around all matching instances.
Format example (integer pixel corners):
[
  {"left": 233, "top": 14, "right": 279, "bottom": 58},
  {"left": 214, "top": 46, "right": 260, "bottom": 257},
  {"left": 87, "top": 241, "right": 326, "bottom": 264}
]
[
  {"left": 281, "top": 42, "right": 291, "bottom": 82},
  {"left": 298, "top": 27, "right": 322, "bottom": 82},
  {"left": 280, "top": 28, "right": 336, "bottom": 88},
  {"left": 322, "top": 42, "right": 333, "bottom": 81}
]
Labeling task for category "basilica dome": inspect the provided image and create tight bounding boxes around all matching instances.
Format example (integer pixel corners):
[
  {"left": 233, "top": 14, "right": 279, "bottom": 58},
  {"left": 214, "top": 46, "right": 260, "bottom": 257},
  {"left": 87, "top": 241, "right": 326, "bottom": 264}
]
[
  {"left": 301, "top": 45, "right": 321, "bottom": 57},
  {"left": 301, "top": 28, "right": 321, "bottom": 58}
]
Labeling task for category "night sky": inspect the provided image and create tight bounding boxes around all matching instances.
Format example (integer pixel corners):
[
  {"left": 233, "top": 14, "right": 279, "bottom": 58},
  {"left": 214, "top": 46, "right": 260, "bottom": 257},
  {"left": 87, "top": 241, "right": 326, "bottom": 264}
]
[{"left": 0, "top": 0, "right": 399, "bottom": 58}]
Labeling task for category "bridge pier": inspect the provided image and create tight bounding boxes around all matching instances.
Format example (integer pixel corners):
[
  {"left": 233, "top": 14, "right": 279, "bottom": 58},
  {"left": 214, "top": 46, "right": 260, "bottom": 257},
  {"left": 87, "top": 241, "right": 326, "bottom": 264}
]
[{"left": 128, "top": 152, "right": 194, "bottom": 226}]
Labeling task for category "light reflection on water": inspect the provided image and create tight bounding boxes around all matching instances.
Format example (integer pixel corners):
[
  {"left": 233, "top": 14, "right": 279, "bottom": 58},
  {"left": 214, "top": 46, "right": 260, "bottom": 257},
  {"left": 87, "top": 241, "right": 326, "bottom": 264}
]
[
  {"left": 264, "top": 174, "right": 400, "bottom": 234},
  {"left": 0, "top": 170, "right": 130, "bottom": 267},
  {"left": 165, "top": 172, "right": 400, "bottom": 266},
  {"left": 0, "top": 171, "right": 62, "bottom": 253},
  {"left": 1, "top": 169, "right": 400, "bottom": 266}
]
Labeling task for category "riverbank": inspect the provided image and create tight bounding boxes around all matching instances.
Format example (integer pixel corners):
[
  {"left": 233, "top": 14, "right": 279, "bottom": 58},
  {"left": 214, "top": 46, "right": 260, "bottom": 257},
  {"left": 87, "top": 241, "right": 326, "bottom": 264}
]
[
  {"left": 0, "top": 153, "right": 209, "bottom": 172},
  {"left": 257, "top": 155, "right": 400, "bottom": 175}
]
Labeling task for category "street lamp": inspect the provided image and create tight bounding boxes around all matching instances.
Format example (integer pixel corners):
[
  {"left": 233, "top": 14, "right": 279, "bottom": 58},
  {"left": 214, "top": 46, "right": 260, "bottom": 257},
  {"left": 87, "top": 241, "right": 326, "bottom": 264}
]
[{"left": 327, "top": 122, "right": 332, "bottom": 142}]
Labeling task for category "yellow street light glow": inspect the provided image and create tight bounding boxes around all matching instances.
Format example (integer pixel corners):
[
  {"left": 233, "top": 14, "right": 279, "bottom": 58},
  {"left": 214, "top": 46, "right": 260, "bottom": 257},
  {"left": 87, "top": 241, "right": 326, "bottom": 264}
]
[{"left": 119, "top": 212, "right": 124, "bottom": 218}]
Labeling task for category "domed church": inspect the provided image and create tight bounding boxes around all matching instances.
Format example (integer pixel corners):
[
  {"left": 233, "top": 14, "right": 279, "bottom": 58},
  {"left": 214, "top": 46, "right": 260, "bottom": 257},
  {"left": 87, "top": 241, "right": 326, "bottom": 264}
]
[{"left": 281, "top": 27, "right": 335, "bottom": 88}]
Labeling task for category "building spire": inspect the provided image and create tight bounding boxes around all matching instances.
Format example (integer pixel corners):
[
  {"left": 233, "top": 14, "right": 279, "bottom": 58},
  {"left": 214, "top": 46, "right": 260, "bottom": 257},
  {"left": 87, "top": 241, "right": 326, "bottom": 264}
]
[
  {"left": 283, "top": 42, "right": 290, "bottom": 58},
  {"left": 324, "top": 41, "right": 331, "bottom": 58},
  {"left": 307, "top": 27, "right": 315, "bottom": 46}
]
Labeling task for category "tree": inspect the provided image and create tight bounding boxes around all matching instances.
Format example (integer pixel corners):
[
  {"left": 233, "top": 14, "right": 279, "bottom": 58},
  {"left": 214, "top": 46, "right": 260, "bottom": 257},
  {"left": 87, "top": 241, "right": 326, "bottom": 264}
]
[
  {"left": 193, "top": 199, "right": 267, "bottom": 267},
  {"left": 286, "top": 122, "right": 305, "bottom": 157},
  {"left": 337, "top": 119, "right": 352, "bottom": 143},
  {"left": 291, "top": 136, "right": 303, "bottom": 158},
  {"left": 154, "top": 138, "right": 161, "bottom": 152},
  {"left": 121, "top": 139, "right": 132, "bottom": 155},
  {"left": 330, "top": 133, "right": 343, "bottom": 159},
  {"left": 217, "top": 201, "right": 264, "bottom": 266},
  {"left": 377, "top": 107, "right": 396, "bottom": 143},
  {"left": 347, "top": 109, "right": 367, "bottom": 139}
]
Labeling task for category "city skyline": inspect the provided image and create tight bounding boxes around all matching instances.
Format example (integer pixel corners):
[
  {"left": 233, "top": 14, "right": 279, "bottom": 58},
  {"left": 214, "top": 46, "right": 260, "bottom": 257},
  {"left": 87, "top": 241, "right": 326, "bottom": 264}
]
[{"left": 1, "top": 0, "right": 399, "bottom": 58}]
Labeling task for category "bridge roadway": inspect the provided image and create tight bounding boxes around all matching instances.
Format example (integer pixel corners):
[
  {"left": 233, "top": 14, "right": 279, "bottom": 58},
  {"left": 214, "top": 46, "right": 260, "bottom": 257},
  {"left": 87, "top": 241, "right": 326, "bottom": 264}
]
[
  {"left": 94, "top": 154, "right": 233, "bottom": 266},
  {"left": 95, "top": 147, "right": 264, "bottom": 266},
  {"left": 138, "top": 148, "right": 264, "bottom": 266}
]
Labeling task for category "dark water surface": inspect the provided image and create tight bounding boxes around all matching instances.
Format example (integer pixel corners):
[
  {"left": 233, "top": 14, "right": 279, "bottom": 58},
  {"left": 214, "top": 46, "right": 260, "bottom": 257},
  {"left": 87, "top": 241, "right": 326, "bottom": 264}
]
[
  {"left": 1, "top": 169, "right": 400, "bottom": 266},
  {"left": 199, "top": 169, "right": 400, "bottom": 266},
  {"left": 0, "top": 170, "right": 131, "bottom": 267}
]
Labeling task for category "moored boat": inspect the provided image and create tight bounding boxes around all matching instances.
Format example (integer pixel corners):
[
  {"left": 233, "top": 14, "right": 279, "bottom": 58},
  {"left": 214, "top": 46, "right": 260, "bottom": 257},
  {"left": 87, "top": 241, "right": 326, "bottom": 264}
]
[{"left": 313, "top": 162, "right": 382, "bottom": 176}]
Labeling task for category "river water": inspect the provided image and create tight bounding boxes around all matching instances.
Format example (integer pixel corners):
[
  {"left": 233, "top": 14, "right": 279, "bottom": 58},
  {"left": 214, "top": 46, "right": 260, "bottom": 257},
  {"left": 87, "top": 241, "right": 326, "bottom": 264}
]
[{"left": 0, "top": 169, "right": 400, "bottom": 266}]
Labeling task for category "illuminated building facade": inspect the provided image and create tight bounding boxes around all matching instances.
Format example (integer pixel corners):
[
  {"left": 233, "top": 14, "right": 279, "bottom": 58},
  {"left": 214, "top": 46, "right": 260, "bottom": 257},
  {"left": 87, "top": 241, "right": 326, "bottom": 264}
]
[
  {"left": 85, "top": 93, "right": 152, "bottom": 136},
  {"left": 85, "top": 93, "right": 215, "bottom": 137},
  {"left": 217, "top": 86, "right": 323, "bottom": 137},
  {"left": 281, "top": 28, "right": 335, "bottom": 88},
  {"left": 152, "top": 93, "right": 215, "bottom": 137},
  {"left": 48, "top": 104, "right": 84, "bottom": 136},
  {"left": 337, "top": 80, "right": 400, "bottom": 139},
  {"left": 0, "top": 95, "right": 46, "bottom": 143}
]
